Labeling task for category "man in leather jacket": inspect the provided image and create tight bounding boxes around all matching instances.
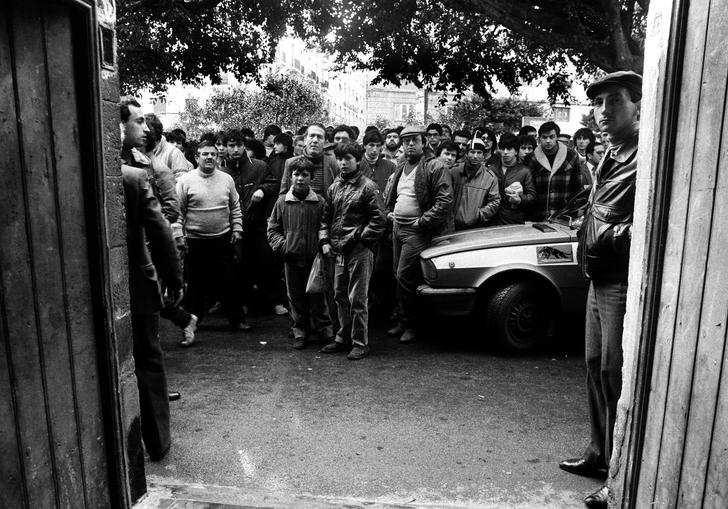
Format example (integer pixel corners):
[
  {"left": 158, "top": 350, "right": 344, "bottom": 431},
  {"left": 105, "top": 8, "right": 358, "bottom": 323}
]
[
  {"left": 384, "top": 125, "right": 453, "bottom": 344},
  {"left": 559, "top": 71, "right": 642, "bottom": 509}
]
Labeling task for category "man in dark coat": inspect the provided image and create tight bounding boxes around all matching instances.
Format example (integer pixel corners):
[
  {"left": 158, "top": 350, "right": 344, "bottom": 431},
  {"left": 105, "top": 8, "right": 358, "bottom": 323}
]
[
  {"left": 122, "top": 164, "right": 184, "bottom": 461},
  {"left": 559, "top": 71, "right": 642, "bottom": 509}
]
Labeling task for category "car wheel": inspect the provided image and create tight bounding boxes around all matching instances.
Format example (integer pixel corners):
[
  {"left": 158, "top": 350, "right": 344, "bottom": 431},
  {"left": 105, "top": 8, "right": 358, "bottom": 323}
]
[{"left": 485, "top": 281, "right": 550, "bottom": 353}]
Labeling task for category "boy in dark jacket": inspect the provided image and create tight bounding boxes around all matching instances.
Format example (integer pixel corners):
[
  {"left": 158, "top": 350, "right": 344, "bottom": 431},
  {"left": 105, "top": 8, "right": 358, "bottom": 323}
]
[
  {"left": 319, "top": 142, "right": 386, "bottom": 360},
  {"left": 491, "top": 133, "right": 536, "bottom": 225},
  {"left": 267, "top": 158, "right": 333, "bottom": 349}
]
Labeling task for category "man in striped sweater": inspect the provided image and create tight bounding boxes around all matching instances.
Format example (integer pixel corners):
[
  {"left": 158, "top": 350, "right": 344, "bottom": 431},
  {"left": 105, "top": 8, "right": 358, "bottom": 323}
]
[{"left": 174, "top": 140, "right": 250, "bottom": 332}]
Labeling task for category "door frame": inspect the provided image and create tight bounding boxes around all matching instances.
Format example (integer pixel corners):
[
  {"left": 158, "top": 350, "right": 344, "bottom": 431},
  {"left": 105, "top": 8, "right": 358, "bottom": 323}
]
[{"left": 57, "top": 0, "right": 133, "bottom": 506}]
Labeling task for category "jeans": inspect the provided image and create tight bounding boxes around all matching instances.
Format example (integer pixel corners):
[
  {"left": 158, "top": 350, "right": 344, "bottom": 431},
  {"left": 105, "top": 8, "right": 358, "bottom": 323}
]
[
  {"left": 132, "top": 312, "right": 170, "bottom": 457},
  {"left": 393, "top": 221, "right": 430, "bottom": 329},
  {"left": 334, "top": 243, "right": 374, "bottom": 347},
  {"left": 583, "top": 279, "right": 628, "bottom": 468},
  {"left": 284, "top": 261, "right": 333, "bottom": 341}
]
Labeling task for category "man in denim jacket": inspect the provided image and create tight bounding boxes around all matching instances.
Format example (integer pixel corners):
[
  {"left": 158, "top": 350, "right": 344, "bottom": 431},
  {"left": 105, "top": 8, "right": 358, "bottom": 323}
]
[{"left": 559, "top": 71, "right": 642, "bottom": 509}]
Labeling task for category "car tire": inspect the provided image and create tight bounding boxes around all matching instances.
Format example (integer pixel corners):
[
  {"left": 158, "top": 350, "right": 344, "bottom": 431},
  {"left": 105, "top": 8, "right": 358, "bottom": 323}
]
[{"left": 485, "top": 281, "right": 550, "bottom": 353}]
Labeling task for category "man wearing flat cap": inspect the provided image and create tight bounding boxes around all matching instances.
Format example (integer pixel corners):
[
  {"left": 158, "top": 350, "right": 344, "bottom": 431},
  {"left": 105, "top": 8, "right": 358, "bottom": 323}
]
[
  {"left": 384, "top": 125, "right": 453, "bottom": 343},
  {"left": 558, "top": 70, "right": 642, "bottom": 509}
]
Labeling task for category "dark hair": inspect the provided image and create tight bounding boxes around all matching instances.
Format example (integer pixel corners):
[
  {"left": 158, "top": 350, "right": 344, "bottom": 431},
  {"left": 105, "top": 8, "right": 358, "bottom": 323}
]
[
  {"left": 273, "top": 133, "right": 294, "bottom": 158},
  {"left": 538, "top": 121, "right": 561, "bottom": 136},
  {"left": 436, "top": 140, "right": 458, "bottom": 157},
  {"left": 350, "top": 126, "right": 360, "bottom": 140},
  {"left": 196, "top": 139, "right": 217, "bottom": 152},
  {"left": 297, "top": 125, "right": 308, "bottom": 135},
  {"left": 585, "top": 140, "right": 604, "bottom": 157},
  {"left": 362, "top": 130, "right": 383, "bottom": 145},
  {"left": 240, "top": 127, "right": 255, "bottom": 140},
  {"left": 473, "top": 127, "right": 496, "bottom": 146},
  {"left": 518, "top": 125, "right": 538, "bottom": 136},
  {"left": 452, "top": 129, "right": 472, "bottom": 140},
  {"left": 170, "top": 128, "right": 186, "bottom": 141},
  {"left": 120, "top": 97, "right": 141, "bottom": 123},
  {"left": 332, "top": 124, "right": 354, "bottom": 140},
  {"left": 263, "top": 124, "right": 282, "bottom": 139},
  {"left": 289, "top": 157, "right": 314, "bottom": 176},
  {"left": 441, "top": 125, "right": 452, "bottom": 136},
  {"left": 574, "top": 127, "right": 596, "bottom": 143},
  {"left": 199, "top": 131, "right": 217, "bottom": 144},
  {"left": 224, "top": 129, "right": 245, "bottom": 145},
  {"left": 497, "top": 133, "right": 520, "bottom": 151},
  {"left": 516, "top": 134, "right": 537, "bottom": 149},
  {"left": 165, "top": 131, "right": 184, "bottom": 145},
  {"left": 144, "top": 113, "right": 164, "bottom": 144},
  {"left": 333, "top": 141, "right": 363, "bottom": 162},
  {"left": 245, "top": 138, "right": 266, "bottom": 160},
  {"left": 426, "top": 123, "right": 443, "bottom": 136}
]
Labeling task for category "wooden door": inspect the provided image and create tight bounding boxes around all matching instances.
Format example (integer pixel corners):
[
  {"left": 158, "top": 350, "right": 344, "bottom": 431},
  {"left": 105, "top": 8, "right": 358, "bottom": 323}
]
[{"left": 0, "top": 0, "right": 114, "bottom": 507}]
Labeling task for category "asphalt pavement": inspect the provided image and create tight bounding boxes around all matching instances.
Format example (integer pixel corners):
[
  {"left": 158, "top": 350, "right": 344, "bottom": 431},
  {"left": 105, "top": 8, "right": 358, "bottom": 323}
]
[{"left": 144, "top": 310, "right": 601, "bottom": 508}]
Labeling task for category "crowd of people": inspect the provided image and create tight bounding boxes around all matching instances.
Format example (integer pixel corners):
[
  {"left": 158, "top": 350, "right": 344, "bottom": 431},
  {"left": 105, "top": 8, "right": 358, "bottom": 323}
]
[
  {"left": 120, "top": 69, "right": 640, "bottom": 509},
  {"left": 122, "top": 106, "right": 609, "bottom": 357}
]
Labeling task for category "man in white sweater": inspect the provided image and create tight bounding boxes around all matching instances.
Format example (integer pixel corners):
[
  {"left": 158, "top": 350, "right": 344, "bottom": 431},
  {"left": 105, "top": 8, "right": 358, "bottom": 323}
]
[{"left": 174, "top": 140, "right": 251, "bottom": 332}]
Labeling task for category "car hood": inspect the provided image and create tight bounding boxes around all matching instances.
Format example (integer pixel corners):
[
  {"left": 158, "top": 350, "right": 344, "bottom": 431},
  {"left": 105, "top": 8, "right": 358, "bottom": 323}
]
[{"left": 422, "top": 223, "right": 577, "bottom": 259}]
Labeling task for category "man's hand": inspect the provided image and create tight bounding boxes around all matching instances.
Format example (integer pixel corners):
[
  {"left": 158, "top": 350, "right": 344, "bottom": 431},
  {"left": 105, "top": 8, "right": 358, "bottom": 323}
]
[
  {"left": 322, "top": 243, "right": 334, "bottom": 257},
  {"left": 175, "top": 236, "right": 187, "bottom": 253},
  {"left": 507, "top": 194, "right": 522, "bottom": 205},
  {"left": 170, "top": 287, "right": 184, "bottom": 307},
  {"left": 231, "top": 231, "right": 243, "bottom": 243},
  {"left": 252, "top": 189, "right": 264, "bottom": 203}
]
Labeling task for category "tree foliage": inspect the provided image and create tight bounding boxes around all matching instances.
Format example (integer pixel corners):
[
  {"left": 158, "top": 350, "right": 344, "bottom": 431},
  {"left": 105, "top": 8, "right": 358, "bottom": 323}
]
[
  {"left": 178, "top": 70, "right": 329, "bottom": 138},
  {"left": 435, "top": 96, "right": 545, "bottom": 135},
  {"left": 118, "top": 0, "right": 649, "bottom": 102}
]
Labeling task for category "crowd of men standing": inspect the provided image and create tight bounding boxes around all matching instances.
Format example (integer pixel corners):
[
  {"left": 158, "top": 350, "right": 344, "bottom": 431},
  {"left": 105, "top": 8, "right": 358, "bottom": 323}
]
[{"left": 119, "top": 69, "right": 641, "bottom": 509}]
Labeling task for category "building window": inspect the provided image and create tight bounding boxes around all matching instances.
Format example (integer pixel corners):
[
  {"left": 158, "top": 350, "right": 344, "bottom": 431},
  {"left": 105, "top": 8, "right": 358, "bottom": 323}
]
[
  {"left": 395, "top": 103, "right": 415, "bottom": 120},
  {"left": 152, "top": 97, "right": 166, "bottom": 115},
  {"left": 553, "top": 106, "right": 570, "bottom": 122}
]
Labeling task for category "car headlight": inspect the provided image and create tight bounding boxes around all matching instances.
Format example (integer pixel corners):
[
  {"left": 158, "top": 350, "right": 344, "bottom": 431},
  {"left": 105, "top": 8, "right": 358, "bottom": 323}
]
[{"left": 422, "top": 258, "right": 438, "bottom": 281}]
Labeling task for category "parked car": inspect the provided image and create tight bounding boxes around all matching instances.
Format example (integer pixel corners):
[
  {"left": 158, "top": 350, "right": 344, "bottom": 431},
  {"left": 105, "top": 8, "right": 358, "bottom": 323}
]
[{"left": 417, "top": 192, "right": 590, "bottom": 353}]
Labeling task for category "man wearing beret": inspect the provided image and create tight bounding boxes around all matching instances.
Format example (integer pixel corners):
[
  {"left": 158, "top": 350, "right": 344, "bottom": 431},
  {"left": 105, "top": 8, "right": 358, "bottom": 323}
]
[
  {"left": 384, "top": 126, "right": 453, "bottom": 343},
  {"left": 559, "top": 70, "right": 642, "bottom": 509}
]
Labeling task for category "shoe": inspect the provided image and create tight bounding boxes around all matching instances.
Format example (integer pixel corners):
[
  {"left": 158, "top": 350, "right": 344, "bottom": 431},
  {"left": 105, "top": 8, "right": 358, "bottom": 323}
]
[
  {"left": 293, "top": 337, "right": 307, "bottom": 349},
  {"left": 399, "top": 329, "right": 417, "bottom": 343},
  {"left": 558, "top": 457, "right": 607, "bottom": 479},
  {"left": 233, "top": 322, "right": 253, "bottom": 331},
  {"left": 274, "top": 304, "right": 289, "bottom": 316},
  {"left": 347, "top": 346, "right": 369, "bottom": 360},
  {"left": 148, "top": 444, "right": 170, "bottom": 462},
  {"left": 319, "top": 341, "right": 348, "bottom": 353},
  {"left": 180, "top": 314, "right": 198, "bottom": 347},
  {"left": 387, "top": 323, "right": 405, "bottom": 336},
  {"left": 584, "top": 485, "right": 608, "bottom": 509},
  {"left": 168, "top": 391, "right": 181, "bottom": 402}
]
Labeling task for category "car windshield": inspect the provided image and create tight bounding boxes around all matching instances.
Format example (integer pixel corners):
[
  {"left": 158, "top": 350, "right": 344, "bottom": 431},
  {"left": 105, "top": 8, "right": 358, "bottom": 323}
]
[{"left": 548, "top": 188, "right": 590, "bottom": 228}]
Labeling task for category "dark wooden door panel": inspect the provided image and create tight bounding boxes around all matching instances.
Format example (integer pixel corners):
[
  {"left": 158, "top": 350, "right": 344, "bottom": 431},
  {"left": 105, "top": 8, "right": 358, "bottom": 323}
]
[{"left": 1, "top": 1, "right": 110, "bottom": 507}]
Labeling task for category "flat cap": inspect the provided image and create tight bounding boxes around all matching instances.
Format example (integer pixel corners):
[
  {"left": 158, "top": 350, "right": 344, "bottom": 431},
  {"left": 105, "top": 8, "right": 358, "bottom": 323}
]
[
  {"left": 400, "top": 125, "right": 426, "bottom": 138},
  {"left": 586, "top": 71, "right": 643, "bottom": 101}
]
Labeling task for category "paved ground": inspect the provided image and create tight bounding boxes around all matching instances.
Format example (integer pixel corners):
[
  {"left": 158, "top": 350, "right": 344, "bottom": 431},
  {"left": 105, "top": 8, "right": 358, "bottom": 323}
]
[{"left": 143, "top": 311, "right": 600, "bottom": 508}]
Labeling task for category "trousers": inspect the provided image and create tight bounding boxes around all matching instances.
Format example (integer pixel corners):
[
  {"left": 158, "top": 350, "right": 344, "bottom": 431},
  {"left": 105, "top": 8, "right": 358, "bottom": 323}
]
[
  {"left": 132, "top": 312, "right": 170, "bottom": 457},
  {"left": 393, "top": 222, "right": 430, "bottom": 329},
  {"left": 185, "top": 233, "right": 245, "bottom": 326},
  {"left": 583, "top": 279, "right": 627, "bottom": 468},
  {"left": 334, "top": 243, "right": 374, "bottom": 347},
  {"left": 284, "top": 261, "right": 333, "bottom": 340}
]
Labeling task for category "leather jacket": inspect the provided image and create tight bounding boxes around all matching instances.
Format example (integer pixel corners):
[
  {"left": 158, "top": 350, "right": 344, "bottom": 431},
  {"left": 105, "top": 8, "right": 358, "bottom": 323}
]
[
  {"left": 384, "top": 155, "right": 453, "bottom": 236},
  {"left": 319, "top": 170, "right": 386, "bottom": 253},
  {"left": 577, "top": 132, "right": 639, "bottom": 281}
]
